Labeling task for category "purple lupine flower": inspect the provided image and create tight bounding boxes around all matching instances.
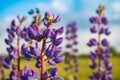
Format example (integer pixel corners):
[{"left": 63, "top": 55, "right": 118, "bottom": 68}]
[
  {"left": 54, "top": 15, "right": 61, "bottom": 23},
  {"left": 89, "top": 16, "right": 99, "bottom": 23},
  {"left": 101, "top": 38, "right": 109, "bottom": 47},
  {"left": 50, "top": 68, "right": 64, "bottom": 80},
  {"left": 8, "top": 48, "right": 18, "bottom": 59},
  {"left": 45, "top": 11, "right": 50, "bottom": 18},
  {"left": 21, "top": 44, "right": 38, "bottom": 60},
  {"left": 10, "top": 65, "right": 17, "bottom": 80},
  {"left": 43, "top": 71, "right": 49, "bottom": 79},
  {"left": 11, "top": 19, "right": 16, "bottom": 26},
  {"left": 90, "top": 60, "right": 96, "bottom": 69},
  {"left": 90, "top": 26, "right": 97, "bottom": 33},
  {"left": 99, "top": 27, "right": 105, "bottom": 34},
  {"left": 16, "top": 27, "right": 22, "bottom": 36},
  {"left": 101, "top": 16, "right": 108, "bottom": 25},
  {"left": 66, "top": 44, "right": 72, "bottom": 48},
  {"left": 21, "top": 26, "right": 31, "bottom": 41},
  {"left": 104, "top": 28, "right": 111, "bottom": 36},
  {"left": 52, "top": 37, "right": 63, "bottom": 46},
  {"left": 104, "top": 60, "right": 112, "bottom": 71},
  {"left": 55, "top": 26, "right": 64, "bottom": 35},
  {"left": 4, "top": 39, "right": 12, "bottom": 45},
  {"left": 90, "top": 72, "right": 100, "bottom": 80},
  {"left": 28, "top": 25, "right": 43, "bottom": 41},
  {"left": 48, "top": 59, "right": 56, "bottom": 66},
  {"left": 35, "top": 61, "right": 41, "bottom": 68},
  {"left": 48, "top": 51, "right": 65, "bottom": 66},
  {"left": 8, "top": 32, "right": 15, "bottom": 41},
  {"left": 45, "top": 43, "right": 55, "bottom": 58},
  {"left": 90, "top": 51, "right": 97, "bottom": 60},
  {"left": 20, "top": 65, "right": 39, "bottom": 80},
  {"left": 54, "top": 55, "right": 65, "bottom": 63},
  {"left": 6, "top": 45, "right": 14, "bottom": 53},
  {"left": 30, "top": 46, "right": 41, "bottom": 57},
  {"left": 102, "top": 71, "right": 112, "bottom": 80},
  {"left": 87, "top": 38, "right": 97, "bottom": 47},
  {"left": 104, "top": 49, "right": 112, "bottom": 58},
  {"left": 54, "top": 47, "right": 62, "bottom": 56},
  {"left": 28, "top": 27, "right": 37, "bottom": 39},
  {"left": 43, "top": 28, "right": 52, "bottom": 38},
  {"left": 50, "top": 68, "right": 59, "bottom": 77},
  {"left": 5, "top": 28, "right": 15, "bottom": 44},
  {"left": 3, "top": 57, "right": 12, "bottom": 69}
]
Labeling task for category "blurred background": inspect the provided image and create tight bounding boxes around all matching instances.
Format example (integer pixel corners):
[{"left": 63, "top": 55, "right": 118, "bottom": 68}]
[{"left": 0, "top": 0, "right": 120, "bottom": 80}]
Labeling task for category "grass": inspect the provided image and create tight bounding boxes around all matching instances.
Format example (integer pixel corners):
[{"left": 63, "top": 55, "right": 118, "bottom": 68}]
[{"left": 0, "top": 56, "right": 120, "bottom": 80}]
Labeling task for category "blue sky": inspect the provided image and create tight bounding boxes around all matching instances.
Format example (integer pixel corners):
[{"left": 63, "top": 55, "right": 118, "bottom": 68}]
[{"left": 0, "top": 0, "right": 120, "bottom": 54}]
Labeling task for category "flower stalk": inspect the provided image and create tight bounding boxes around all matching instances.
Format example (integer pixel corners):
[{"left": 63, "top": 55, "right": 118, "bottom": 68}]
[
  {"left": 40, "top": 39, "right": 46, "bottom": 80},
  {"left": 87, "top": 4, "right": 112, "bottom": 80},
  {"left": 17, "top": 36, "right": 20, "bottom": 80},
  {"left": 22, "top": 11, "right": 64, "bottom": 80}
]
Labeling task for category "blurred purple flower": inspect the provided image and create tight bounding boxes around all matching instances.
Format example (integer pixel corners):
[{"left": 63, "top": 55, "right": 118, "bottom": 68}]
[
  {"left": 90, "top": 26, "right": 97, "bottom": 33},
  {"left": 89, "top": 16, "right": 99, "bottom": 23},
  {"left": 11, "top": 19, "right": 16, "bottom": 26},
  {"left": 101, "top": 16, "right": 108, "bottom": 25},
  {"left": 101, "top": 38, "right": 109, "bottom": 47},
  {"left": 87, "top": 38, "right": 97, "bottom": 47},
  {"left": 50, "top": 68, "right": 64, "bottom": 80},
  {"left": 88, "top": 4, "right": 112, "bottom": 80},
  {"left": 104, "top": 28, "right": 111, "bottom": 36}
]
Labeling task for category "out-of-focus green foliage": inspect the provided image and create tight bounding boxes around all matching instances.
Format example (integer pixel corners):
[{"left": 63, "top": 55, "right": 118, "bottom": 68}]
[
  {"left": 1, "top": 56, "right": 120, "bottom": 80},
  {"left": 109, "top": 46, "right": 120, "bottom": 56}
]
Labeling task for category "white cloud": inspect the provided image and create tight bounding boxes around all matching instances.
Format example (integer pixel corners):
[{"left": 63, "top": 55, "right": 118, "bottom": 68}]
[
  {"left": 51, "top": 0, "right": 73, "bottom": 13},
  {"left": 36, "top": 0, "right": 73, "bottom": 14},
  {"left": 112, "top": 2, "right": 120, "bottom": 13},
  {"left": 107, "top": 1, "right": 120, "bottom": 20},
  {"left": 109, "top": 25, "right": 120, "bottom": 52}
]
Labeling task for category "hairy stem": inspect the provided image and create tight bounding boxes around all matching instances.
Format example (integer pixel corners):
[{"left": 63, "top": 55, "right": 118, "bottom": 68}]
[
  {"left": 17, "top": 36, "right": 20, "bottom": 80},
  {"left": 97, "top": 23, "right": 103, "bottom": 80},
  {"left": 98, "top": 23, "right": 101, "bottom": 67},
  {"left": 40, "top": 39, "right": 46, "bottom": 80}
]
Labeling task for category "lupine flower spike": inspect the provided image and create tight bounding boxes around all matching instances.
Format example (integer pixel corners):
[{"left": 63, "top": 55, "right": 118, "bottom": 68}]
[
  {"left": 4, "top": 15, "right": 30, "bottom": 80},
  {"left": 65, "top": 22, "right": 79, "bottom": 80},
  {"left": 22, "top": 11, "right": 64, "bottom": 80},
  {"left": 87, "top": 4, "right": 112, "bottom": 80}
]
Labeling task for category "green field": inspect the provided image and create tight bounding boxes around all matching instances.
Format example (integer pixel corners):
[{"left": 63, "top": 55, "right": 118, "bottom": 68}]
[{"left": 1, "top": 56, "right": 120, "bottom": 80}]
